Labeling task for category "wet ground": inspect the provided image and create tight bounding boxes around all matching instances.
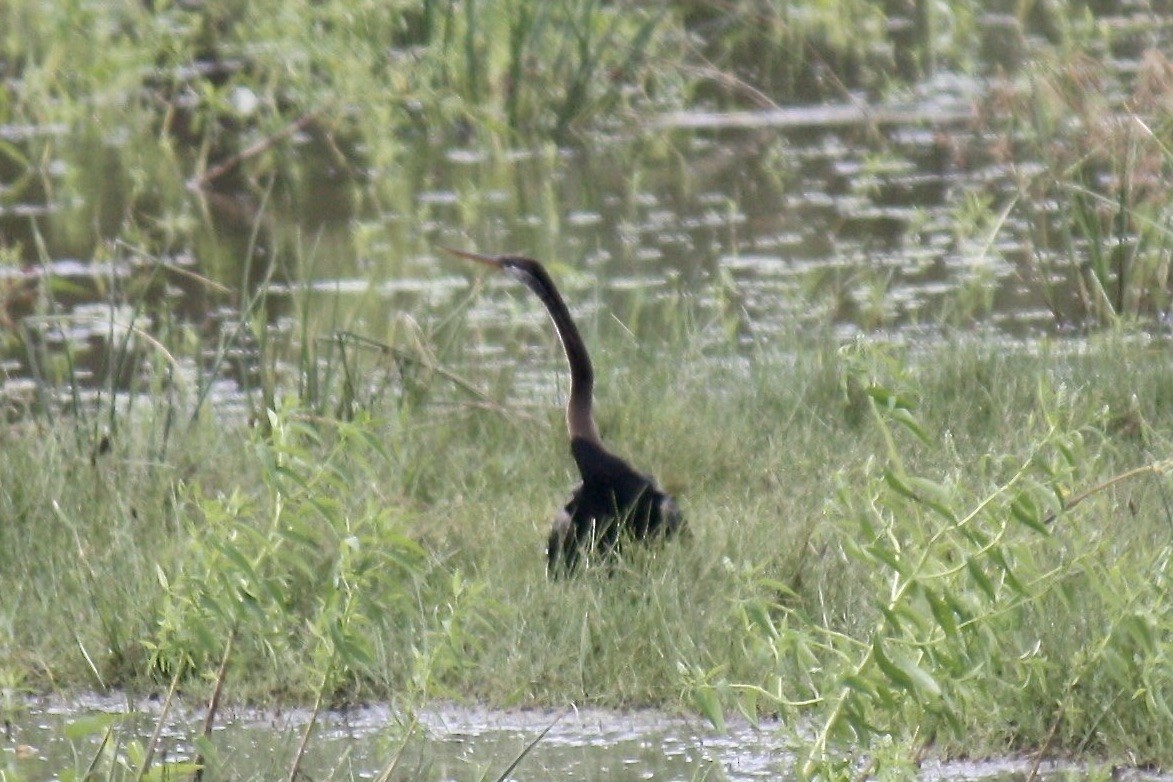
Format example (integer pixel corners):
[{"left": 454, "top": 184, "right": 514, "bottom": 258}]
[{"left": 5, "top": 695, "right": 1169, "bottom": 781}]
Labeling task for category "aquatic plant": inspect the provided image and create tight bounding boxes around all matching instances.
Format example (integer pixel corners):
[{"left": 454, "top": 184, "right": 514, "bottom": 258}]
[{"left": 980, "top": 49, "right": 1173, "bottom": 327}]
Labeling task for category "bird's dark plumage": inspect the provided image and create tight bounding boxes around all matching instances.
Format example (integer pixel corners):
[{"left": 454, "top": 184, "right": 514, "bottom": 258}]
[{"left": 547, "top": 437, "right": 683, "bottom": 575}]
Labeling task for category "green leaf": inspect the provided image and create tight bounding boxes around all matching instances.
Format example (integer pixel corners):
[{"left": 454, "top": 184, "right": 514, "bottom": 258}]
[
  {"left": 865, "top": 384, "right": 917, "bottom": 410},
  {"left": 693, "top": 686, "right": 726, "bottom": 732},
  {"left": 892, "top": 597, "right": 934, "bottom": 635},
  {"left": 884, "top": 468, "right": 913, "bottom": 498},
  {"left": 884, "top": 469, "right": 955, "bottom": 521},
  {"left": 872, "top": 638, "right": 915, "bottom": 692},
  {"left": 842, "top": 674, "right": 877, "bottom": 696},
  {"left": 1145, "top": 681, "right": 1173, "bottom": 722},
  {"left": 878, "top": 603, "right": 906, "bottom": 634},
  {"left": 743, "top": 601, "right": 777, "bottom": 639},
  {"left": 865, "top": 543, "right": 905, "bottom": 575},
  {"left": 988, "top": 547, "right": 1026, "bottom": 596},
  {"left": 213, "top": 539, "right": 259, "bottom": 584},
  {"left": 44, "top": 276, "right": 90, "bottom": 298},
  {"left": 124, "top": 739, "right": 146, "bottom": 771},
  {"left": 966, "top": 558, "right": 996, "bottom": 602},
  {"left": 352, "top": 426, "right": 392, "bottom": 461},
  {"left": 888, "top": 407, "right": 932, "bottom": 445},
  {"left": 873, "top": 639, "right": 941, "bottom": 699},
  {"left": 0, "top": 137, "right": 31, "bottom": 168},
  {"left": 1119, "top": 614, "right": 1155, "bottom": 655},
  {"left": 1010, "top": 492, "right": 1050, "bottom": 534},
  {"left": 841, "top": 534, "right": 870, "bottom": 565},
  {"left": 794, "top": 636, "right": 819, "bottom": 671},
  {"left": 65, "top": 713, "right": 121, "bottom": 740},
  {"left": 897, "top": 654, "right": 942, "bottom": 698},
  {"left": 924, "top": 587, "right": 959, "bottom": 639}
]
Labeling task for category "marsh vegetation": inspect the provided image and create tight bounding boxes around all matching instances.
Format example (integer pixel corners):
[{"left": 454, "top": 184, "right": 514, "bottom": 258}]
[{"left": 2, "top": 0, "right": 1173, "bottom": 780}]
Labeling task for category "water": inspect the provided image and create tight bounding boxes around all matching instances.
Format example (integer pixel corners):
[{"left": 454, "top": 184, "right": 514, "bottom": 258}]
[
  {"left": 0, "top": 91, "right": 1123, "bottom": 412},
  {"left": 3, "top": 5, "right": 1172, "bottom": 414},
  {"left": 5, "top": 696, "right": 1165, "bottom": 781}
]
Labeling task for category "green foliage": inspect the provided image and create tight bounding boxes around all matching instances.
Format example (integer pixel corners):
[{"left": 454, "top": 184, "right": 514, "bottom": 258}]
[
  {"left": 150, "top": 400, "right": 427, "bottom": 697},
  {"left": 981, "top": 49, "right": 1173, "bottom": 326},
  {"left": 49, "top": 712, "right": 202, "bottom": 782},
  {"left": 0, "top": 0, "right": 1117, "bottom": 171},
  {"left": 1, "top": 0, "right": 674, "bottom": 147},
  {"left": 3, "top": 331, "right": 1173, "bottom": 774},
  {"left": 683, "top": 340, "right": 1173, "bottom": 777}
]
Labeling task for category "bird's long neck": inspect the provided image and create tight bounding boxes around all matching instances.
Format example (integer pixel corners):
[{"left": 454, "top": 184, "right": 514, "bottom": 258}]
[{"left": 521, "top": 266, "right": 602, "bottom": 447}]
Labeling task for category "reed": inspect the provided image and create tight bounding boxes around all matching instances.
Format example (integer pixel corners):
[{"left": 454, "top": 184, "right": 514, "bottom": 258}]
[{"left": 980, "top": 50, "right": 1173, "bottom": 328}]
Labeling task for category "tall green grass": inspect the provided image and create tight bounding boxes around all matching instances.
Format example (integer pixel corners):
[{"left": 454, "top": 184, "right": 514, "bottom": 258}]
[
  {"left": 982, "top": 49, "right": 1173, "bottom": 327},
  {"left": 3, "top": 319, "right": 1173, "bottom": 775},
  {"left": 0, "top": 0, "right": 1117, "bottom": 163}
]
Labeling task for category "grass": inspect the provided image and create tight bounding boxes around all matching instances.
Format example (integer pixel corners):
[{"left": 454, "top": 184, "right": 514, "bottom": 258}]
[
  {"left": 3, "top": 322, "right": 1173, "bottom": 776},
  {"left": 983, "top": 48, "right": 1173, "bottom": 327}
]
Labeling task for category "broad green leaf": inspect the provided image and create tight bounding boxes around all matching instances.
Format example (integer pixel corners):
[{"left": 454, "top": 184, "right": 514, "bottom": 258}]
[
  {"left": 895, "top": 654, "right": 942, "bottom": 698},
  {"left": 65, "top": 713, "right": 121, "bottom": 740},
  {"left": 966, "top": 558, "right": 996, "bottom": 602},
  {"left": 873, "top": 639, "right": 941, "bottom": 698},
  {"left": 872, "top": 638, "right": 915, "bottom": 692},
  {"left": 693, "top": 686, "right": 726, "bottom": 732},
  {"left": 865, "top": 384, "right": 917, "bottom": 410},
  {"left": 1010, "top": 493, "right": 1050, "bottom": 534}
]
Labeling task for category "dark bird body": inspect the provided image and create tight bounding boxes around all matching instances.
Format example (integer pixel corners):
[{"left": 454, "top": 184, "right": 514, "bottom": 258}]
[{"left": 443, "top": 248, "right": 683, "bottom": 576}]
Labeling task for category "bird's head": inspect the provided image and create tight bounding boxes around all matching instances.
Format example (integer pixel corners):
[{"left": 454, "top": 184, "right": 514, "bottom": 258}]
[{"left": 439, "top": 247, "right": 550, "bottom": 292}]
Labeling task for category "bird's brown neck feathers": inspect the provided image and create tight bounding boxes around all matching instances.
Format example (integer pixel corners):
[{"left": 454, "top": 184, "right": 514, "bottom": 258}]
[{"left": 512, "top": 260, "right": 603, "bottom": 447}]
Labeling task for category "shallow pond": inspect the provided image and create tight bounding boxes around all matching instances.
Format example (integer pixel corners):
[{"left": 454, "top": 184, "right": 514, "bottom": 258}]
[
  {"left": 2, "top": 3, "right": 1171, "bottom": 416},
  {"left": 4, "top": 696, "right": 1166, "bottom": 781}
]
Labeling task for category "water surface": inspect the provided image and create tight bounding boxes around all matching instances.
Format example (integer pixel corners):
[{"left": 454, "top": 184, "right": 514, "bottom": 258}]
[
  {"left": 6, "top": 696, "right": 1164, "bottom": 781},
  {"left": 3, "top": 2, "right": 1171, "bottom": 413}
]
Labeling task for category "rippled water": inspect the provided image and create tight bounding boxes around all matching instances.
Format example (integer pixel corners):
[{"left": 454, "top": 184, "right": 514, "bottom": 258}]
[
  {"left": 6, "top": 697, "right": 1167, "bottom": 781},
  {"left": 3, "top": 2, "right": 1171, "bottom": 414}
]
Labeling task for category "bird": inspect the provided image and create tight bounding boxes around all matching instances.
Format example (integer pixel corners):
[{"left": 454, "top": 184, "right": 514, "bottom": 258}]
[{"left": 442, "top": 247, "right": 684, "bottom": 576}]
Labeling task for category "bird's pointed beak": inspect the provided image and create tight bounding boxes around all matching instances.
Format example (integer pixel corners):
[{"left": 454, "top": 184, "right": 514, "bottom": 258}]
[{"left": 438, "top": 246, "right": 503, "bottom": 270}]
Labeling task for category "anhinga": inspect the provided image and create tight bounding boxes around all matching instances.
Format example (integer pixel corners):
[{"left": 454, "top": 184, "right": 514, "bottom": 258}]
[{"left": 443, "top": 248, "right": 684, "bottom": 576}]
